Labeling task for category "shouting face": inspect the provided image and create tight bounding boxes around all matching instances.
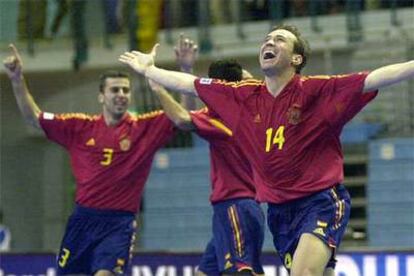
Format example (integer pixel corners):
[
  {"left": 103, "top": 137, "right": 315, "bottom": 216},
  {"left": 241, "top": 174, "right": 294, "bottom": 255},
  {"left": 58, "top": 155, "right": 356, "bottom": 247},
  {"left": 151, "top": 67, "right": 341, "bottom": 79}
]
[{"left": 259, "top": 29, "right": 303, "bottom": 76}]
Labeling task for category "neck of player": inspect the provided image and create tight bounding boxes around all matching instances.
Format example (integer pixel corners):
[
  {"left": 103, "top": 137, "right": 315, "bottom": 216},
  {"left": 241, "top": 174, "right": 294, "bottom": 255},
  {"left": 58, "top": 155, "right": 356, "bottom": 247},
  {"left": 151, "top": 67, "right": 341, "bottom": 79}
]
[{"left": 264, "top": 69, "right": 296, "bottom": 98}]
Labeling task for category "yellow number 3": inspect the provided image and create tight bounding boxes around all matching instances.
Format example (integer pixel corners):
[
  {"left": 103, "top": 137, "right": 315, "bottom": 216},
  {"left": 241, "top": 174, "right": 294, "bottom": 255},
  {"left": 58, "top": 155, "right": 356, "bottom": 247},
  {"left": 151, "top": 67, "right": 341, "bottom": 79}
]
[
  {"left": 58, "top": 248, "right": 70, "bottom": 267},
  {"left": 101, "top": 148, "right": 114, "bottom": 166},
  {"left": 265, "top": 126, "right": 285, "bottom": 152}
]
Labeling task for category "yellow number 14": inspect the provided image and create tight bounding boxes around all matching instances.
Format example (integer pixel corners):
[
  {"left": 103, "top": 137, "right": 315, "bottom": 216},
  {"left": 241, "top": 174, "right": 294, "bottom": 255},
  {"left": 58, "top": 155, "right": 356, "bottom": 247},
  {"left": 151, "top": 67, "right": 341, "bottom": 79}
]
[{"left": 265, "top": 126, "right": 285, "bottom": 152}]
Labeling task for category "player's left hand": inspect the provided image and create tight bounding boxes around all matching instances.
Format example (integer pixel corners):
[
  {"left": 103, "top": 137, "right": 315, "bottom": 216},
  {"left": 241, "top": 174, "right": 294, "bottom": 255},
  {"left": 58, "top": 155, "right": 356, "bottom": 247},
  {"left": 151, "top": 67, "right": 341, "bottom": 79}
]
[
  {"left": 3, "top": 44, "right": 23, "bottom": 81},
  {"left": 119, "top": 44, "right": 159, "bottom": 75}
]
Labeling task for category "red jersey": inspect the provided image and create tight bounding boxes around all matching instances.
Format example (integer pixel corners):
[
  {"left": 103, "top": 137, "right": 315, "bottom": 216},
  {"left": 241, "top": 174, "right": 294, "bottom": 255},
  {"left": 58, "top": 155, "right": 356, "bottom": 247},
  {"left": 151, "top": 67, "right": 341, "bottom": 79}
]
[
  {"left": 195, "top": 73, "right": 377, "bottom": 203},
  {"left": 190, "top": 108, "right": 256, "bottom": 203},
  {"left": 39, "top": 111, "right": 175, "bottom": 212}
]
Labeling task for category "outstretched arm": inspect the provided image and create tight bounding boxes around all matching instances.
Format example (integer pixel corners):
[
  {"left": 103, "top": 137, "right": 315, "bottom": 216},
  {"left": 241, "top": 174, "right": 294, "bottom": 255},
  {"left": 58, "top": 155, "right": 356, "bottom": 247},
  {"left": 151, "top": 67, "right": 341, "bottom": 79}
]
[
  {"left": 3, "top": 44, "right": 41, "bottom": 129},
  {"left": 119, "top": 44, "right": 198, "bottom": 96},
  {"left": 364, "top": 60, "right": 414, "bottom": 92},
  {"left": 148, "top": 79, "right": 194, "bottom": 131}
]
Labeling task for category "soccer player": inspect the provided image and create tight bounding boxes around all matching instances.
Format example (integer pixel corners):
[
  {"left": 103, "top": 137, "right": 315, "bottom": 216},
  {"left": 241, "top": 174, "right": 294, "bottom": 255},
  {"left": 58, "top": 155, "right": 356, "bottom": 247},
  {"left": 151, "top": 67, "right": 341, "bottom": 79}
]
[
  {"left": 146, "top": 36, "right": 265, "bottom": 276},
  {"left": 119, "top": 24, "right": 414, "bottom": 276},
  {"left": 3, "top": 44, "right": 186, "bottom": 275}
]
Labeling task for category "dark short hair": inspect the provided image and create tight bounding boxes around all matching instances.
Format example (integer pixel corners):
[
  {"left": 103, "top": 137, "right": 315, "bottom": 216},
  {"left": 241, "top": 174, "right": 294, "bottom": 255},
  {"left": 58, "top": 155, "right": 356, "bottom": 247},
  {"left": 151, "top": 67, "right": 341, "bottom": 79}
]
[
  {"left": 208, "top": 59, "right": 243, "bottom": 82},
  {"left": 271, "top": 24, "right": 310, "bottom": 73},
  {"left": 99, "top": 70, "right": 130, "bottom": 93}
]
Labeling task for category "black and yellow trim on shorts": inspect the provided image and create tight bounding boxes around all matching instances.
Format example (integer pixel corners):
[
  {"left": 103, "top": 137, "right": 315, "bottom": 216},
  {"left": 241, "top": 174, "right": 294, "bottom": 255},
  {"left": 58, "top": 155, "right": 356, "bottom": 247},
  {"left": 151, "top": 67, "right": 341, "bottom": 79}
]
[
  {"left": 330, "top": 187, "right": 345, "bottom": 230},
  {"left": 228, "top": 205, "right": 244, "bottom": 257}
]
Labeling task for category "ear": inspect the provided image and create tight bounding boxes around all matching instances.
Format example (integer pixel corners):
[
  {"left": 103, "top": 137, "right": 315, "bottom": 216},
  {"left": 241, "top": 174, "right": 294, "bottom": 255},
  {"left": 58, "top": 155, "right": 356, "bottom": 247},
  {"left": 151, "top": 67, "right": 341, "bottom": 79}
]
[
  {"left": 291, "top": 54, "right": 303, "bottom": 67},
  {"left": 98, "top": 93, "right": 104, "bottom": 104}
]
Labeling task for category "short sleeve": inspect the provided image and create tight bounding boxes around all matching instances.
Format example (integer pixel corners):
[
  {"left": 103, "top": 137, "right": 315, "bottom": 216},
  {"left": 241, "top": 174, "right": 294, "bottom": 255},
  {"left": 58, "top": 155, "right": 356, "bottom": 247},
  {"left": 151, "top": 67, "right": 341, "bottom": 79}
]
[
  {"left": 39, "top": 112, "right": 89, "bottom": 148},
  {"left": 190, "top": 108, "right": 232, "bottom": 141},
  {"left": 139, "top": 111, "right": 176, "bottom": 149},
  {"left": 194, "top": 78, "right": 242, "bottom": 131},
  {"left": 320, "top": 72, "right": 378, "bottom": 128}
]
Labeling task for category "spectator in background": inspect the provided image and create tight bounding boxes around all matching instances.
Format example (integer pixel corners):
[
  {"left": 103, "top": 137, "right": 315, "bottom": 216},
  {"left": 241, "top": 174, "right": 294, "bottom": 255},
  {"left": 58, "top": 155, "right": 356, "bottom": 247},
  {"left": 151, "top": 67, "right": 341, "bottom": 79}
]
[
  {"left": 18, "top": 0, "right": 47, "bottom": 39},
  {"left": 71, "top": 0, "right": 88, "bottom": 70},
  {"left": 0, "top": 211, "right": 12, "bottom": 252},
  {"left": 210, "top": 0, "right": 237, "bottom": 24},
  {"left": 50, "top": 0, "right": 69, "bottom": 37},
  {"left": 50, "top": 0, "right": 123, "bottom": 69},
  {"left": 102, "top": 0, "right": 122, "bottom": 34},
  {"left": 135, "top": 0, "right": 163, "bottom": 51},
  {"left": 245, "top": 0, "right": 269, "bottom": 20}
]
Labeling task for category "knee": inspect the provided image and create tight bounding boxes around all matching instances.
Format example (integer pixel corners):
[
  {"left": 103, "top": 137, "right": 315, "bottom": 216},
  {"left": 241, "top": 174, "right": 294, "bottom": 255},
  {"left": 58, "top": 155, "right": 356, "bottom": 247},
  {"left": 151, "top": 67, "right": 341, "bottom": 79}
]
[
  {"left": 291, "top": 266, "right": 323, "bottom": 276},
  {"left": 195, "top": 271, "right": 207, "bottom": 276}
]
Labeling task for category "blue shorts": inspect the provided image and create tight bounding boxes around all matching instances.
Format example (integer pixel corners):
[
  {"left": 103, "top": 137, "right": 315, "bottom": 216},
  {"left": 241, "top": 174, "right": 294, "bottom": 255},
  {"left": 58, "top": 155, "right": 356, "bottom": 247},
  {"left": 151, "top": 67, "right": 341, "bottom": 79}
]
[
  {"left": 56, "top": 205, "right": 136, "bottom": 275},
  {"left": 198, "top": 198, "right": 265, "bottom": 275},
  {"left": 267, "top": 184, "right": 351, "bottom": 271}
]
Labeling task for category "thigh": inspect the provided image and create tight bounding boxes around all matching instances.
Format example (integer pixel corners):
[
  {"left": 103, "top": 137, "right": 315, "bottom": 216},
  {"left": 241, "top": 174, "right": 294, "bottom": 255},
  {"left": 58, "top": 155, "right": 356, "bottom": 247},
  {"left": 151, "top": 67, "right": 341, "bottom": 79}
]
[
  {"left": 94, "top": 270, "right": 115, "bottom": 276},
  {"left": 92, "top": 216, "right": 136, "bottom": 275},
  {"left": 57, "top": 215, "right": 93, "bottom": 274},
  {"left": 267, "top": 185, "right": 351, "bottom": 272},
  {"left": 290, "top": 233, "right": 332, "bottom": 276}
]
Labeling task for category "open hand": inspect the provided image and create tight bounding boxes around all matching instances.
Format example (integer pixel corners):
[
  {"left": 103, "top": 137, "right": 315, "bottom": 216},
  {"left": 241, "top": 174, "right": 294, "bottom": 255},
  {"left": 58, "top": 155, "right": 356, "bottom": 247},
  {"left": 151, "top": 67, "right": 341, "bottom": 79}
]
[
  {"left": 119, "top": 44, "right": 159, "bottom": 75},
  {"left": 174, "top": 34, "right": 198, "bottom": 72}
]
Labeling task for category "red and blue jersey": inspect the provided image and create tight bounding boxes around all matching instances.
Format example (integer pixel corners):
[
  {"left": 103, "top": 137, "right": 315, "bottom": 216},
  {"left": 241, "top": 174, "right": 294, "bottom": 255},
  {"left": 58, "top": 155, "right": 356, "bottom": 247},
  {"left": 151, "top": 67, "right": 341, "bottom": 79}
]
[
  {"left": 194, "top": 73, "right": 377, "bottom": 204},
  {"left": 39, "top": 111, "right": 175, "bottom": 212},
  {"left": 190, "top": 108, "right": 256, "bottom": 203}
]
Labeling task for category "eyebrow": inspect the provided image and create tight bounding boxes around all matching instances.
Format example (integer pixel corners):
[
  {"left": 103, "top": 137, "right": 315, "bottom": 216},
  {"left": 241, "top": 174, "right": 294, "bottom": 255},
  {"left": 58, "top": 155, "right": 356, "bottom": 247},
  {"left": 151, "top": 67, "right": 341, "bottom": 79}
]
[{"left": 264, "top": 34, "right": 288, "bottom": 40}]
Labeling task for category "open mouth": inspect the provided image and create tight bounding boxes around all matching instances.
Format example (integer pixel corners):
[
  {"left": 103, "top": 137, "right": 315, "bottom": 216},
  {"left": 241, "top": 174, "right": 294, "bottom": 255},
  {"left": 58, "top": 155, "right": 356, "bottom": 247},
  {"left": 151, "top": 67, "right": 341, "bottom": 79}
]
[{"left": 263, "top": 51, "right": 276, "bottom": 60}]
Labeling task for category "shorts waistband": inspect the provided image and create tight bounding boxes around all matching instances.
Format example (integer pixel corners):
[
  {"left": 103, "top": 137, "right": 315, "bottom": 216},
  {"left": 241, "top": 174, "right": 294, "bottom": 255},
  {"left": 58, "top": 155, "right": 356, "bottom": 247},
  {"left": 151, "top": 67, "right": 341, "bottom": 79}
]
[
  {"left": 74, "top": 204, "right": 135, "bottom": 217},
  {"left": 267, "top": 183, "right": 345, "bottom": 208},
  {"left": 212, "top": 197, "right": 257, "bottom": 206}
]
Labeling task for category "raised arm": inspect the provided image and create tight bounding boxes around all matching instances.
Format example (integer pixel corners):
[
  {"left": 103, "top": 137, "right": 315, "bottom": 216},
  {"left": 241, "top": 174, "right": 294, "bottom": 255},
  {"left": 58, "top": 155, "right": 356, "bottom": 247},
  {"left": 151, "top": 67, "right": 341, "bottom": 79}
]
[
  {"left": 3, "top": 44, "right": 41, "bottom": 129},
  {"left": 364, "top": 60, "right": 414, "bottom": 92},
  {"left": 119, "top": 44, "right": 198, "bottom": 96},
  {"left": 174, "top": 34, "right": 198, "bottom": 110},
  {"left": 147, "top": 79, "right": 194, "bottom": 131}
]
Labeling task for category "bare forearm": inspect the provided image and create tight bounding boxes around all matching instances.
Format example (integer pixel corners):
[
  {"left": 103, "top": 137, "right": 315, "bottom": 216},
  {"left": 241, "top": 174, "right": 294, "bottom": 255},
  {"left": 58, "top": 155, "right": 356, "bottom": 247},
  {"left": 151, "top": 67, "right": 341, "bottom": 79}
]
[
  {"left": 181, "top": 94, "right": 198, "bottom": 110},
  {"left": 145, "top": 65, "right": 198, "bottom": 96},
  {"left": 11, "top": 77, "right": 41, "bottom": 128},
  {"left": 364, "top": 60, "right": 414, "bottom": 92},
  {"left": 179, "top": 65, "right": 198, "bottom": 110},
  {"left": 153, "top": 89, "right": 194, "bottom": 130}
]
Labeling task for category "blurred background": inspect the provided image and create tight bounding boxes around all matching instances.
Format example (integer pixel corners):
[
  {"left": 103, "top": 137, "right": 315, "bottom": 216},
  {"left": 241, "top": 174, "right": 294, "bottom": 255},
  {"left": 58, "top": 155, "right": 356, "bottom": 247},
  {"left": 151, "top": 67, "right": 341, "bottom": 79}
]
[{"left": 0, "top": 0, "right": 413, "bottom": 274}]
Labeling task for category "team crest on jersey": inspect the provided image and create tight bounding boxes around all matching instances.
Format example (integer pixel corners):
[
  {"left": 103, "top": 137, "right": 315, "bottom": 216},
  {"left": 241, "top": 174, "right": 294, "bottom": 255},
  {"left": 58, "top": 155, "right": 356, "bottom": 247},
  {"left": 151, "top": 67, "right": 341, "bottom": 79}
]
[
  {"left": 253, "top": 113, "right": 261, "bottom": 123},
  {"left": 200, "top": 78, "right": 213, "bottom": 85},
  {"left": 287, "top": 104, "right": 302, "bottom": 125},
  {"left": 119, "top": 137, "right": 131, "bottom": 151}
]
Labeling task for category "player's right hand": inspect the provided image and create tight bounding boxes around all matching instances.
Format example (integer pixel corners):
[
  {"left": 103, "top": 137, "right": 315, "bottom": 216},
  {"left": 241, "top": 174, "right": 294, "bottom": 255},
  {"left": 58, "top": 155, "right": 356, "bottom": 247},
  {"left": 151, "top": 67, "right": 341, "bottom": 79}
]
[
  {"left": 119, "top": 44, "right": 159, "bottom": 75},
  {"left": 3, "top": 44, "right": 23, "bottom": 81}
]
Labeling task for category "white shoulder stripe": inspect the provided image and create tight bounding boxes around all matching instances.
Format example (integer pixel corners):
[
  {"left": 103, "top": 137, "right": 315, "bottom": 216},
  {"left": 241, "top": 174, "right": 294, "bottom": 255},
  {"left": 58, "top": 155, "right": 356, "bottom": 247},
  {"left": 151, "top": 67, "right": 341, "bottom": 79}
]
[{"left": 43, "top": 112, "right": 55, "bottom": 120}]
